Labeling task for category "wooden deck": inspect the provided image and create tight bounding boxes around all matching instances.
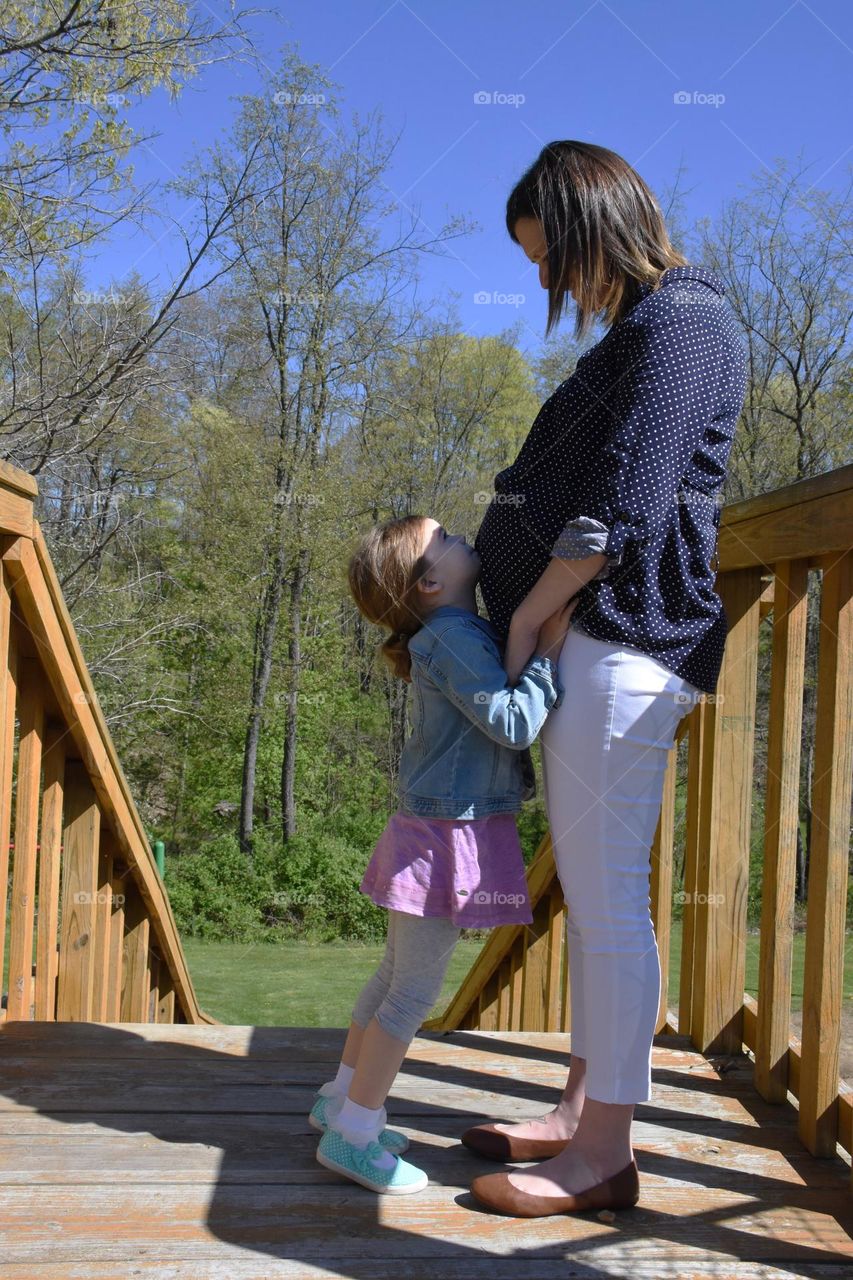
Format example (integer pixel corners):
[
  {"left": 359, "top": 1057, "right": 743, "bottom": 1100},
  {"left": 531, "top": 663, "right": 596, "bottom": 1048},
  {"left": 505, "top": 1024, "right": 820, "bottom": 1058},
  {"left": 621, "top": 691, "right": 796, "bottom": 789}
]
[{"left": 1, "top": 1023, "right": 851, "bottom": 1278}]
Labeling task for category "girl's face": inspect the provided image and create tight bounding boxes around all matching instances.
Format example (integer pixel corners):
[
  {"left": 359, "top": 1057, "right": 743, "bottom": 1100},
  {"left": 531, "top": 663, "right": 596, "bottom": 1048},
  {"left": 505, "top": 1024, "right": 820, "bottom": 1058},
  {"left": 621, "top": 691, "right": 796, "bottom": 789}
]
[{"left": 417, "top": 517, "right": 480, "bottom": 597}]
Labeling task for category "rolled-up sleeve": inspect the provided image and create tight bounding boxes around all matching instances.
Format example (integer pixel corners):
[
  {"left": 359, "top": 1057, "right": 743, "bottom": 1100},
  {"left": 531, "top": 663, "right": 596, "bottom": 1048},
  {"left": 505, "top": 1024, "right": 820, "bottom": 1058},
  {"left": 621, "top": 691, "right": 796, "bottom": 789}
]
[
  {"left": 551, "top": 515, "right": 617, "bottom": 579},
  {"left": 575, "top": 301, "right": 723, "bottom": 561}
]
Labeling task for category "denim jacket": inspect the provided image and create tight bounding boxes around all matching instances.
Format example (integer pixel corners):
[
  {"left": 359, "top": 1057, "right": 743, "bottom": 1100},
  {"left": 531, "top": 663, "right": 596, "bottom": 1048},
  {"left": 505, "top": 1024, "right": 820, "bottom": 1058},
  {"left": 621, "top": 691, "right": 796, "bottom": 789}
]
[{"left": 398, "top": 605, "right": 564, "bottom": 819}]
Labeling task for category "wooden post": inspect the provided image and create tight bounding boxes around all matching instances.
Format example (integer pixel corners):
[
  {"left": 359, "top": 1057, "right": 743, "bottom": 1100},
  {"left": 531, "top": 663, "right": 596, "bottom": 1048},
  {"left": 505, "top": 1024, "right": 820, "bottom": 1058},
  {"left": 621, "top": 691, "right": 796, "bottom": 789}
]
[
  {"left": 545, "top": 882, "right": 565, "bottom": 1032},
  {"left": 121, "top": 881, "right": 150, "bottom": 1022},
  {"left": 496, "top": 957, "right": 511, "bottom": 1028},
  {"left": 0, "top": 558, "right": 17, "bottom": 996},
  {"left": 651, "top": 743, "right": 677, "bottom": 1032},
  {"left": 679, "top": 703, "right": 704, "bottom": 1034},
  {"left": 157, "top": 969, "right": 176, "bottom": 1023},
  {"left": 106, "top": 865, "right": 127, "bottom": 1022},
  {"left": 34, "top": 724, "right": 66, "bottom": 1020},
  {"left": 57, "top": 761, "right": 101, "bottom": 1021},
  {"left": 755, "top": 559, "right": 808, "bottom": 1102},
  {"left": 520, "top": 893, "right": 552, "bottom": 1031},
  {"left": 799, "top": 551, "right": 853, "bottom": 1156},
  {"left": 477, "top": 969, "right": 500, "bottom": 1030},
  {"left": 91, "top": 827, "right": 117, "bottom": 1021},
  {"left": 7, "top": 658, "right": 45, "bottom": 1020},
  {"left": 691, "top": 567, "right": 763, "bottom": 1054}
]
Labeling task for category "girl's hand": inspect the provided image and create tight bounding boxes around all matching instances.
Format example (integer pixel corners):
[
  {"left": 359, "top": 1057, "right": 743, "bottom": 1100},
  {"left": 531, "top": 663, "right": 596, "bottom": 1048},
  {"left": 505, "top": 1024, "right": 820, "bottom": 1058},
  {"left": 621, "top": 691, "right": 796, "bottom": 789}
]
[{"left": 535, "top": 597, "right": 579, "bottom": 662}]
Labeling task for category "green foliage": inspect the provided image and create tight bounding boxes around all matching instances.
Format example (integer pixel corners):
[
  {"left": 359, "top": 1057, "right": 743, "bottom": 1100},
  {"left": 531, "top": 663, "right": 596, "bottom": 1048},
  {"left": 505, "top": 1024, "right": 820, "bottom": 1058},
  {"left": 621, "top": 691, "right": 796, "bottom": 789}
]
[{"left": 165, "top": 822, "right": 389, "bottom": 945}]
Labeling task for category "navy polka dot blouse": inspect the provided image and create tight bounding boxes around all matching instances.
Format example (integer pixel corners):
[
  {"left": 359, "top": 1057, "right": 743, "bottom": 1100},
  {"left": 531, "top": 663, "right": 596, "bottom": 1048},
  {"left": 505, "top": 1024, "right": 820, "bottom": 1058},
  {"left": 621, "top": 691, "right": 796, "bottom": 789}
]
[{"left": 474, "top": 265, "right": 749, "bottom": 695}]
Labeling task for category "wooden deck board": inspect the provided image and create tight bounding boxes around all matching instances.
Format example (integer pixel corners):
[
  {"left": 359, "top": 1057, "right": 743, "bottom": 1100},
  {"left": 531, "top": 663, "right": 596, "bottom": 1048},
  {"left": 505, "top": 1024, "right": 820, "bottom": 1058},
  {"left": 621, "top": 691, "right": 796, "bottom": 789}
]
[{"left": 0, "top": 1024, "right": 851, "bottom": 1278}]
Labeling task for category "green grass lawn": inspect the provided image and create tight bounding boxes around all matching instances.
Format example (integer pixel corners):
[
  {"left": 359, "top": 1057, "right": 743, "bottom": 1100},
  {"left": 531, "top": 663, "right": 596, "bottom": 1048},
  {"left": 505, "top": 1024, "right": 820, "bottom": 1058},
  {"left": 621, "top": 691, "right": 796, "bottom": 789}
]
[
  {"left": 180, "top": 935, "right": 487, "bottom": 1026},
  {"left": 182, "top": 922, "right": 853, "bottom": 1027},
  {"left": 6, "top": 916, "right": 852, "bottom": 1027}
]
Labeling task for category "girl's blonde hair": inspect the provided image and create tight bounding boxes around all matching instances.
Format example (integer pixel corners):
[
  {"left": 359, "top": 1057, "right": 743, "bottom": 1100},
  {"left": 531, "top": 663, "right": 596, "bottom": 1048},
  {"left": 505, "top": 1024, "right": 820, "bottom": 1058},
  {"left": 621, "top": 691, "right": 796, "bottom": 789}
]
[{"left": 347, "top": 514, "right": 434, "bottom": 682}]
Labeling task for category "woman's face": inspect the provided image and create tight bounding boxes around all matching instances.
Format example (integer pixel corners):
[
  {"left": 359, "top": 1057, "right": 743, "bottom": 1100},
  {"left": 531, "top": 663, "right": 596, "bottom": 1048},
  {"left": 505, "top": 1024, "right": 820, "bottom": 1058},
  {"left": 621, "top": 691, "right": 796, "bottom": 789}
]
[
  {"left": 513, "top": 216, "right": 551, "bottom": 291},
  {"left": 513, "top": 216, "right": 582, "bottom": 303}
]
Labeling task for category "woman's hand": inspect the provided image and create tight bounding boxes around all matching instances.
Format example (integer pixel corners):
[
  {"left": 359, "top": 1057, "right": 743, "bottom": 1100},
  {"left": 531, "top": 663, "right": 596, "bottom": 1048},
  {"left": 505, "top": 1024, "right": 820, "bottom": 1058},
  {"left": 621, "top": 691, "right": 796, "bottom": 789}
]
[
  {"left": 535, "top": 598, "right": 578, "bottom": 663},
  {"left": 503, "top": 552, "right": 606, "bottom": 683}
]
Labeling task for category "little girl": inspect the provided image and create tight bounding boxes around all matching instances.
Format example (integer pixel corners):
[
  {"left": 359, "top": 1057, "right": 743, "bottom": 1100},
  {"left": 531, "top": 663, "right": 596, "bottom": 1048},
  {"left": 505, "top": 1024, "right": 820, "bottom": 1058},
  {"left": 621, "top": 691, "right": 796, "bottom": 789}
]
[{"left": 310, "top": 512, "right": 574, "bottom": 1195}]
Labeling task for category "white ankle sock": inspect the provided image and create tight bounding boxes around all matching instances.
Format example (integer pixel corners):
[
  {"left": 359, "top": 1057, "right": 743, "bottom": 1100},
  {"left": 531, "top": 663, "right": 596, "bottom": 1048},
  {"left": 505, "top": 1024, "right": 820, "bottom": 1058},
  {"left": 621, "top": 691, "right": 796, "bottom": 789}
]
[
  {"left": 332, "top": 1062, "right": 355, "bottom": 1094},
  {"left": 318, "top": 1062, "right": 355, "bottom": 1100}
]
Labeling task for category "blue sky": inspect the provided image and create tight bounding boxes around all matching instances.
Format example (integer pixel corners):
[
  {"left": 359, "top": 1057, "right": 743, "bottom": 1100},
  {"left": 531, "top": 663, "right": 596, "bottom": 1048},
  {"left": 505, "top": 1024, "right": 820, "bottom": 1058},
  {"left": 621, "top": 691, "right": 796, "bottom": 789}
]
[{"left": 95, "top": 0, "right": 852, "bottom": 357}]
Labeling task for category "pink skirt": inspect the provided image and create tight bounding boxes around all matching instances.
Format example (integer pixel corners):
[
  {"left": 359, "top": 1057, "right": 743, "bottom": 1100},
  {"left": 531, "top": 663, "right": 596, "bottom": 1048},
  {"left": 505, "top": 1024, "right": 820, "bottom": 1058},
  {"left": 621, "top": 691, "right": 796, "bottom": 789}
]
[{"left": 359, "top": 808, "right": 534, "bottom": 927}]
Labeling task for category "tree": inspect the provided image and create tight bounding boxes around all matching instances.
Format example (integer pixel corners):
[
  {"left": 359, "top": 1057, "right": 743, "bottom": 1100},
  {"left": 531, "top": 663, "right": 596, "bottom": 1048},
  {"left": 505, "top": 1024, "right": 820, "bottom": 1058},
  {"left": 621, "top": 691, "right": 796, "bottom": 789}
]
[
  {"left": 696, "top": 154, "right": 853, "bottom": 498},
  {"left": 176, "top": 48, "right": 471, "bottom": 854}
]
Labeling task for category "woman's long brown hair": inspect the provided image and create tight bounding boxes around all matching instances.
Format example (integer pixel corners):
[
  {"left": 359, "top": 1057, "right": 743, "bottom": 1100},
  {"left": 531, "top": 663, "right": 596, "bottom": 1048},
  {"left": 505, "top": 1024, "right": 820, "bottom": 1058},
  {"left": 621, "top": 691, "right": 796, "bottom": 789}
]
[{"left": 506, "top": 140, "right": 688, "bottom": 339}]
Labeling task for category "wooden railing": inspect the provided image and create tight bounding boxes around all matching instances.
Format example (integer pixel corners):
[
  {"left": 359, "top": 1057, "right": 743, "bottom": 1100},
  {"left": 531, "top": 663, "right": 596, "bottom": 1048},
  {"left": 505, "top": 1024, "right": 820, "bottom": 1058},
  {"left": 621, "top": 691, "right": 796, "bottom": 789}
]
[
  {"left": 425, "top": 463, "right": 853, "bottom": 1170},
  {"left": 0, "top": 460, "right": 212, "bottom": 1026}
]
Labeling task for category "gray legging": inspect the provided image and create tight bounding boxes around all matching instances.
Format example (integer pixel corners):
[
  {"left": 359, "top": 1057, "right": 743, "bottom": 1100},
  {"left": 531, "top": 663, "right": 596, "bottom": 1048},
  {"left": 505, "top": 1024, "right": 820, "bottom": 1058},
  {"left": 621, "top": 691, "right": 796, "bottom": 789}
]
[{"left": 351, "top": 909, "right": 462, "bottom": 1043}]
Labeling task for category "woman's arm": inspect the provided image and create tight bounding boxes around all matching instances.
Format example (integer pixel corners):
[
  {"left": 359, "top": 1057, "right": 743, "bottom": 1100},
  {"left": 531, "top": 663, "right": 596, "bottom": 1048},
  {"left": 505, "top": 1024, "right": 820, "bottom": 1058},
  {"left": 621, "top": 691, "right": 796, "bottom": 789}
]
[
  {"left": 422, "top": 621, "right": 564, "bottom": 751},
  {"left": 504, "top": 552, "right": 607, "bottom": 684}
]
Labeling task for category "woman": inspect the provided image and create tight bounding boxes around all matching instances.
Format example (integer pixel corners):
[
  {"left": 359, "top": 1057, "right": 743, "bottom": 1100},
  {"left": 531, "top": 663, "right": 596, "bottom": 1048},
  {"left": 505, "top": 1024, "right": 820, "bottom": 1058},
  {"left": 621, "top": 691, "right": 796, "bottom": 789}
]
[{"left": 462, "top": 141, "right": 748, "bottom": 1217}]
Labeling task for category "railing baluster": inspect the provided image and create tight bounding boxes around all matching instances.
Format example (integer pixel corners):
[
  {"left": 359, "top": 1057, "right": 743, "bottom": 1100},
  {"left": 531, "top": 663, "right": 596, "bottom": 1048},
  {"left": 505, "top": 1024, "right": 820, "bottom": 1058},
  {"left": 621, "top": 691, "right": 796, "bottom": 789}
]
[
  {"left": 545, "top": 881, "right": 565, "bottom": 1031},
  {"left": 799, "top": 550, "right": 853, "bottom": 1157},
  {"left": 651, "top": 742, "right": 677, "bottom": 1032},
  {"left": 0, "top": 557, "right": 17, "bottom": 1008},
  {"left": 520, "top": 893, "right": 551, "bottom": 1031},
  {"left": 691, "top": 567, "right": 763, "bottom": 1054},
  {"left": 755, "top": 559, "right": 808, "bottom": 1102},
  {"left": 57, "top": 761, "right": 101, "bottom": 1021},
  {"left": 7, "top": 658, "right": 44, "bottom": 1021},
  {"left": 92, "top": 828, "right": 116, "bottom": 1021},
  {"left": 34, "top": 725, "right": 65, "bottom": 1020},
  {"left": 157, "top": 970, "right": 176, "bottom": 1023},
  {"left": 106, "top": 866, "right": 127, "bottom": 1022},
  {"left": 148, "top": 952, "right": 160, "bottom": 1023},
  {"left": 121, "top": 882, "right": 150, "bottom": 1022},
  {"left": 679, "top": 702, "right": 704, "bottom": 1034}
]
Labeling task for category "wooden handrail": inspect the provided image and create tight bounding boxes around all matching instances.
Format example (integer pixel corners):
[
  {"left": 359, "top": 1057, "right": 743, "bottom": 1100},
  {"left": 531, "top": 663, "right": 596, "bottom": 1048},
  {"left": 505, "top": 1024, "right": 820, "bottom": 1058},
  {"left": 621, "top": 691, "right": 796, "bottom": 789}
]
[
  {"left": 0, "top": 462, "right": 214, "bottom": 1026},
  {"left": 424, "top": 464, "right": 853, "bottom": 1179}
]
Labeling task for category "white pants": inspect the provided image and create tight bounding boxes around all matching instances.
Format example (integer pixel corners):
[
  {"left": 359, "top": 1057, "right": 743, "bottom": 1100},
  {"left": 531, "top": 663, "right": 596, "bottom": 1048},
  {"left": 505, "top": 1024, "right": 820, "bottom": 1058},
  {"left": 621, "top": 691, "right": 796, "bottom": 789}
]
[{"left": 539, "top": 626, "right": 701, "bottom": 1104}]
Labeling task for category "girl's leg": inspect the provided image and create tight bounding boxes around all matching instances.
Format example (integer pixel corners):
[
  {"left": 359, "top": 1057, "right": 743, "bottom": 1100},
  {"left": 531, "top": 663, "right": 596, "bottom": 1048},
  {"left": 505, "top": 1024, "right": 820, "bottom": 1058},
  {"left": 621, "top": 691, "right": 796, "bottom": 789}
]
[
  {"left": 341, "top": 911, "right": 399, "bottom": 1067},
  {"left": 501, "top": 630, "right": 696, "bottom": 1196},
  {"left": 314, "top": 911, "right": 398, "bottom": 1100},
  {"left": 333, "top": 910, "right": 461, "bottom": 1137}
]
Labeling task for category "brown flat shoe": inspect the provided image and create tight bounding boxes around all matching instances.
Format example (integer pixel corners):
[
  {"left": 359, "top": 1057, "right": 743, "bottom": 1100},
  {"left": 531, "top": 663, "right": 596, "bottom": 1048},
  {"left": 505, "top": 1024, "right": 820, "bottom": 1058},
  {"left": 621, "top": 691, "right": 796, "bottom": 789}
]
[
  {"left": 470, "top": 1158, "right": 640, "bottom": 1217},
  {"left": 461, "top": 1121, "right": 570, "bottom": 1163}
]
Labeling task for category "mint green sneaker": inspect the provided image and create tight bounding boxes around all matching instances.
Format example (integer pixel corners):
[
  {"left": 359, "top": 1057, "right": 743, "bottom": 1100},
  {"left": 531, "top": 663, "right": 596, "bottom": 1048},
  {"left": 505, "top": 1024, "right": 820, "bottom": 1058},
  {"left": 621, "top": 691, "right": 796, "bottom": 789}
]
[
  {"left": 316, "top": 1127, "right": 428, "bottom": 1194},
  {"left": 308, "top": 1089, "right": 410, "bottom": 1155}
]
